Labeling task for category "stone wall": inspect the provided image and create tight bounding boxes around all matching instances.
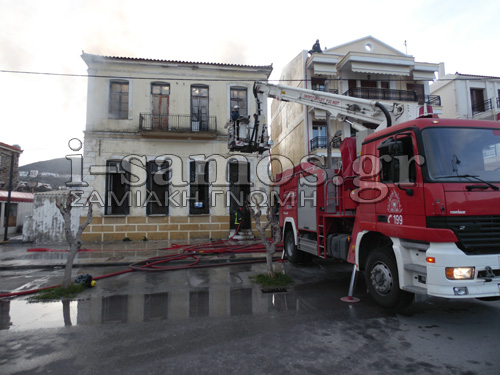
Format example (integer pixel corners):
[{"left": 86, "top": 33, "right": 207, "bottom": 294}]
[{"left": 81, "top": 215, "right": 271, "bottom": 243}]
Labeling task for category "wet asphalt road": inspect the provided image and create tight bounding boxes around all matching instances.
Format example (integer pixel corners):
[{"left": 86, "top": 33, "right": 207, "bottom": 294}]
[{"left": 1, "top": 258, "right": 500, "bottom": 375}]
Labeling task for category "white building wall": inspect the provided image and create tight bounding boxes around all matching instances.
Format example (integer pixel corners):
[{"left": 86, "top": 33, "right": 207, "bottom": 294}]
[
  {"left": 25, "top": 192, "right": 82, "bottom": 244},
  {"left": 78, "top": 54, "right": 273, "bottom": 242}
]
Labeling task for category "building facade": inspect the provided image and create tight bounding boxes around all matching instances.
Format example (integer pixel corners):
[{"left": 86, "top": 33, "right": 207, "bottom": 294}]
[
  {"left": 0, "top": 142, "right": 22, "bottom": 191},
  {"left": 0, "top": 142, "right": 33, "bottom": 237},
  {"left": 80, "top": 53, "right": 272, "bottom": 242},
  {"left": 270, "top": 36, "right": 441, "bottom": 167},
  {"left": 430, "top": 69, "right": 500, "bottom": 120}
]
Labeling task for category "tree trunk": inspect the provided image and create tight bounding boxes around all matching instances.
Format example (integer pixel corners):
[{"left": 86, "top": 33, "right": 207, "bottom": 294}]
[
  {"left": 266, "top": 251, "right": 276, "bottom": 278},
  {"left": 247, "top": 194, "right": 281, "bottom": 277},
  {"left": 57, "top": 193, "right": 93, "bottom": 289},
  {"left": 61, "top": 243, "right": 80, "bottom": 288}
]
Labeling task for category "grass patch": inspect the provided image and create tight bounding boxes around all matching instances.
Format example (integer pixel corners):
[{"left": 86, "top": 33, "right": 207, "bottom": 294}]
[
  {"left": 250, "top": 273, "right": 294, "bottom": 288},
  {"left": 29, "top": 284, "right": 86, "bottom": 302}
]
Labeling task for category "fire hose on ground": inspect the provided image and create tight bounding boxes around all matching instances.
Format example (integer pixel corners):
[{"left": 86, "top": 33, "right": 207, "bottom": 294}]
[{"left": 0, "top": 223, "right": 285, "bottom": 299}]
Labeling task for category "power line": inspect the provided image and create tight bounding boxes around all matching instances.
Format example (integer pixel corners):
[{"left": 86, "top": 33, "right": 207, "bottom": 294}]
[
  {"left": 1, "top": 68, "right": 497, "bottom": 82},
  {"left": 0, "top": 69, "right": 280, "bottom": 82}
]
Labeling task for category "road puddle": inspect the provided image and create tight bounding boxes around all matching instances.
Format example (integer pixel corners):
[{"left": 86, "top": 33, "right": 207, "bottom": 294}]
[
  {"left": 1, "top": 299, "right": 78, "bottom": 330},
  {"left": 0, "top": 288, "right": 301, "bottom": 331}
]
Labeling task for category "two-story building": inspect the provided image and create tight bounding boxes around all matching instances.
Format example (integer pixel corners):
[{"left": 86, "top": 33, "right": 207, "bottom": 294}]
[
  {"left": 430, "top": 69, "right": 500, "bottom": 120},
  {"left": 0, "top": 142, "right": 33, "bottom": 238},
  {"left": 80, "top": 53, "right": 272, "bottom": 242},
  {"left": 271, "top": 36, "right": 441, "bottom": 167}
]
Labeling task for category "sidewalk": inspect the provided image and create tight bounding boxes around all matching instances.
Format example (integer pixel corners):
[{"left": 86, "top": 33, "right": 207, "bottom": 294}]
[{"left": 0, "top": 238, "right": 275, "bottom": 270}]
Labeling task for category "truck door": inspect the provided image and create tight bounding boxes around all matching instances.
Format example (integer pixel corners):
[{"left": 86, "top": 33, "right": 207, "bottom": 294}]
[{"left": 374, "top": 131, "right": 426, "bottom": 238}]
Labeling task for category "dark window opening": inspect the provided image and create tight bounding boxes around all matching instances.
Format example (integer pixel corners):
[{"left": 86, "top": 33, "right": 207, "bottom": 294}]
[
  {"left": 109, "top": 81, "right": 129, "bottom": 119},
  {"left": 471, "top": 88, "right": 486, "bottom": 114},
  {"left": 151, "top": 83, "right": 170, "bottom": 129},
  {"left": 311, "top": 77, "right": 326, "bottom": 91},
  {"left": 191, "top": 85, "right": 209, "bottom": 131},
  {"left": 105, "top": 160, "right": 130, "bottom": 215},
  {"left": 146, "top": 160, "right": 170, "bottom": 215},
  {"left": 361, "top": 80, "right": 377, "bottom": 88},
  {"left": 379, "top": 134, "right": 416, "bottom": 184},
  {"left": 230, "top": 87, "right": 248, "bottom": 117},
  {"left": 189, "top": 161, "right": 209, "bottom": 215},
  {"left": 407, "top": 83, "right": 425, "bottom": 105}
]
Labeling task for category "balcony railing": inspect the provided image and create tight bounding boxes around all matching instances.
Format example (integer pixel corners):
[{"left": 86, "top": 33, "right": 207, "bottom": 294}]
[
  {"left": 344, "top": 87, "right": 441, "bottom": 105},
  {"left": 310, "top": 136, "right": 327, "bottom": 151},
  {"left": 139, "top": 113, "right": 217, "bottom": 133},
  {"left": 417, "top": 94, "right": 442, "bottom": 106},
  {"left": 344, "top": 87, "right": 417, "bottom": 102},
  {"left": 472, "top": 99, "right": 493, "bottom": 116}
]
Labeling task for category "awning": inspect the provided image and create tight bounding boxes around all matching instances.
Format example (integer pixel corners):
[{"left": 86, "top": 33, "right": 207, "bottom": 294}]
[
  {"left": 351, "top": 61, "right": 411, "bottom": 76},
  {"left": 412, "top": 70, "right": 437, "bottom": 80},
  {"left": 0, "top": 191, "right": 34, "bottom": 203},
  {"left": 313, "top": 63, "right": 337, "bottom": 75},
  {"left": 413, "top": 63, "right": 439, "bottom": 81}
]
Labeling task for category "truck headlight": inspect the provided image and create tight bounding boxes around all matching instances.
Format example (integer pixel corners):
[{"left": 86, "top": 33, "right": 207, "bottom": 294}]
[{"left": 446, "top": 267, "right": 475, "bottom": 280}]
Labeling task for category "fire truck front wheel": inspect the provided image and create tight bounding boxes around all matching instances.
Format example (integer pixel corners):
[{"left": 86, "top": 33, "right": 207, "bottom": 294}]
[
  {"left": 284, "top": 230, "right": 303, "bottom": 263},
  {"left": 365, "top": 247, "right": 414, "bottom": 310}
]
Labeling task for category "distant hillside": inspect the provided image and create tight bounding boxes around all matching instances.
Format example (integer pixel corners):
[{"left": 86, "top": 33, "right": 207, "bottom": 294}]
[
  {"left": 19, "top": 158, "right": 71, "bottom": 190},
  {"left": 20, "top": 158, "right": 71, "bottom": 175}
]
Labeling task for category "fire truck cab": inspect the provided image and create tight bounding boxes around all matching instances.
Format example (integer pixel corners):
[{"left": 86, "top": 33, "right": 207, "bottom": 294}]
[{"left": 230, "top": 81, "right": 500, "bottom": 309}]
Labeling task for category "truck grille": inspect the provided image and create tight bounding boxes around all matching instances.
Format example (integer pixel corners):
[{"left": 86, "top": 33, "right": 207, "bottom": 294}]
[{"left": 427, "top": 216, "right": 500, "bottom": 255}]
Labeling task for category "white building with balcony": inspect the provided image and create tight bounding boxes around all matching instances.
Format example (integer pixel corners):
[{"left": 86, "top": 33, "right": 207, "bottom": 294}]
[
  {"left": 431, "top": 70, "right": 500, "bottom": 121},
  {"left": 80, "top": 53, "right": 272, "bottom": 242},
  {"left": 270, "top": 36, "right": 441, "bottom": 167}
]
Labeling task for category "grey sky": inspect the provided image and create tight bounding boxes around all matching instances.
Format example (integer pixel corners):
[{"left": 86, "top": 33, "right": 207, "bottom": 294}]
[{"left": 1, "top": 0, "right": 498, "bottom": 165}]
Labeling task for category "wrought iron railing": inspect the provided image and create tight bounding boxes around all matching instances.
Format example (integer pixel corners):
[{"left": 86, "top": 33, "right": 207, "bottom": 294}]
[
  {"left": 139, "top": 113, "right": 217, "bottom": 133},
  {"left": 344, "top": 87, "right": 417, "bottom": 102},
  {"left": 417, "top": 94, "right": 441, "bottom": 106},
  {"left": 472, "top": 99, "right": 493, "bottom": 116},
  {"left": 312, "top": 86, "right": 339, "bottom": 95},
  {"left": 344, "top": 87, "right": 441, "bottom": 106},
  {"left": 310, "top": 136, "right": 327, "bottom": 151}
]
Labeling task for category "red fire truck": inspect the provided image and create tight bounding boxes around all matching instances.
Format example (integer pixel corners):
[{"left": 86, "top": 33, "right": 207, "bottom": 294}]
[{"left": 230, "top": 82, "right": 500, "bottom": 309}]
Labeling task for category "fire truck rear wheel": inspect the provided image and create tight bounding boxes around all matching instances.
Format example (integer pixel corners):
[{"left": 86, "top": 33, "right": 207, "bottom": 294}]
[
  {"left": 365, "top": 247, "right": 414, "bottom": 310},
  {"left": 284, "top": 230, "right": 303, "bottom": 263}
]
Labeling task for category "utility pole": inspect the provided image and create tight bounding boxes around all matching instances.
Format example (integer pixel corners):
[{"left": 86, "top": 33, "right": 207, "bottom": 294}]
[{"left": 3, "top": 154, "right": 14, "bottom": 241}]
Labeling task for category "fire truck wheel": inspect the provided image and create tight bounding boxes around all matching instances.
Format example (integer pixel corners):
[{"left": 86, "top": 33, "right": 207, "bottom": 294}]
[
  {"left": 284, "top": 230, "right": 303, "bottom": 263},
  {"left": 365, "top": 247, "right": 414, "bottom": 309}
]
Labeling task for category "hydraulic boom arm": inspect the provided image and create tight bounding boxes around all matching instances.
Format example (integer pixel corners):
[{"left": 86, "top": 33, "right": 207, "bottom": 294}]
[{"left": 228, "top": 81, "right": 413, "bottom": 154}]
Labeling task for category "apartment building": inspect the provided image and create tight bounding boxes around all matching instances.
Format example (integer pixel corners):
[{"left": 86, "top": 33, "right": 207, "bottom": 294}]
[
  {"left": 80, "top": 53, "right": 272, "bottom": 242},
  {"left": 270, "top": 36, "right": 441, "bottom": 167},
  {"left": 431, "top": 69, "right": 500, "bottom": 120}
]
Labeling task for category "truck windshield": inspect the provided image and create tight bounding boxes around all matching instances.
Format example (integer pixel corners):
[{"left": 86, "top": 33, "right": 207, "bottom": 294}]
[{"left": 422, "top": 127, "right": 500, "bottom": 182}]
